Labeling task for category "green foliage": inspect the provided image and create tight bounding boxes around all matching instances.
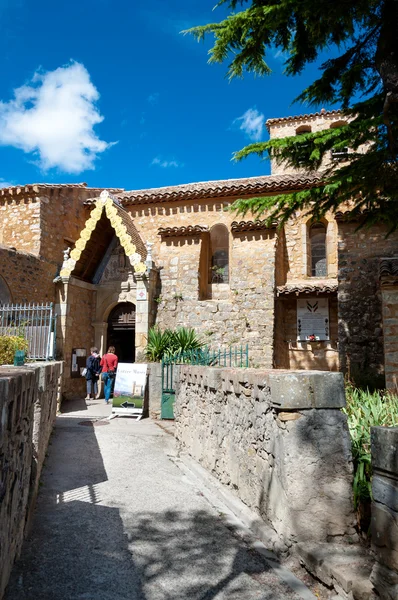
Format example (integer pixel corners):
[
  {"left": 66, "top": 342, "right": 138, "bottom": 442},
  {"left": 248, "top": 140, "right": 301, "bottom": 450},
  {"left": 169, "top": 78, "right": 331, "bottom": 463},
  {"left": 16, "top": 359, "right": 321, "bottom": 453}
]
[
  {"left": 186, "top": 0, "right": 398, "bottom": 230},
  {"left": 145, "top": 326, "right": 204, "bottom": 362},
  {"left": 343, "top": 386, "right": 398, "bottom": 509},
  {"left": 0, "top": 336, "right": 29, "bottom": 365}
]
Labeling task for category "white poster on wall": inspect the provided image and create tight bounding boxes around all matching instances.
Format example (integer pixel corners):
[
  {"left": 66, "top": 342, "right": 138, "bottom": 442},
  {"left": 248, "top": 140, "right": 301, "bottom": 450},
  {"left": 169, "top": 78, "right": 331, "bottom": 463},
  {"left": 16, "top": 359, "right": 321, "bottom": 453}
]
[{"left": 297, "top": 298, "right": 329, "bottom": 341}]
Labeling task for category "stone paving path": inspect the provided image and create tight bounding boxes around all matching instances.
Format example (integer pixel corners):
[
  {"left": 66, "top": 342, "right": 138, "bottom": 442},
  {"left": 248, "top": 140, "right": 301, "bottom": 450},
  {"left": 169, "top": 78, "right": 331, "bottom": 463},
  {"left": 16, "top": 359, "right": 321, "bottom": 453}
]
[{"left": 5, "top": 399, "right": 315, "bottom": 600}]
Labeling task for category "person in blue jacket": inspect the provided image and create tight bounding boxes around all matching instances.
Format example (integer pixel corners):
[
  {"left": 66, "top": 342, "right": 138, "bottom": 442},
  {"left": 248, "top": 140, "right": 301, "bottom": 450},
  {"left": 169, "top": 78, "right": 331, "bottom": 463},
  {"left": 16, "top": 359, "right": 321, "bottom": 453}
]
[{"left": 85, "top": 347, "right": 101, "bottom": 400}]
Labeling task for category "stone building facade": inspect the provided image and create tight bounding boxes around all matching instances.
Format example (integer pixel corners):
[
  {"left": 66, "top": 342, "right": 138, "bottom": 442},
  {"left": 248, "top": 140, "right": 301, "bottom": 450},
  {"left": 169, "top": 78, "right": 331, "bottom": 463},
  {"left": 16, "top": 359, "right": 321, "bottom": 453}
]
[{"left": 0, "top": 110, "right": 397, "bottom": 398}]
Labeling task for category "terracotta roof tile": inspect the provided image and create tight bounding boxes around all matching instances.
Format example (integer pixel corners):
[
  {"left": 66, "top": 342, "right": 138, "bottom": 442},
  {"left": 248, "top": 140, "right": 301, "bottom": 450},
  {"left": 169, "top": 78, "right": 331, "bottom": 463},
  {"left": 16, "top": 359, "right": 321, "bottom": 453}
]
[
  {"left": 158, "top": 225, "right": 209, "bottom": 238},
  {"left": 379, "top": 258, "right": 398, "bottom": 280},
  {"left": 277, "top": 280, "right": 338, "bottom": 296},
  {"left": 231, "top": 220, "right": 278, "bottom": 233},
  {"left": 95, "top": 173, "right": 321, "bottom": 206},
  {"left": 0, "top": 183, "right": 124, "bottom": 198},
  {"left": 266, "top": 109, "right": 344, "bottom": 130}
]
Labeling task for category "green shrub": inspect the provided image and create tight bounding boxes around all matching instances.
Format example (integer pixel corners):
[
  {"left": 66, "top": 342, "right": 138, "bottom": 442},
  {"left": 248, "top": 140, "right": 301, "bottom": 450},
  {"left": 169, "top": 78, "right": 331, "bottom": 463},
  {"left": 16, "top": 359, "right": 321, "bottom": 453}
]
[
  {"left": 0, "top": 335, "right": 29, "bottom": 365},
  {"left": 145, "top": 326, "right": 203, "bottom": 362},
  {"left": 343, "top": 386, "right": 398, "bottom": 510}
]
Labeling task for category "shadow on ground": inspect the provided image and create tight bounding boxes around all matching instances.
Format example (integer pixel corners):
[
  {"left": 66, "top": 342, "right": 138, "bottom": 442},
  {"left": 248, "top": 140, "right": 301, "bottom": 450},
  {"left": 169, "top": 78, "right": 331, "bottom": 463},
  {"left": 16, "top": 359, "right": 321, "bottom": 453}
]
[{"left": 5, "top": 416, "right": 299, "bottom": 600}]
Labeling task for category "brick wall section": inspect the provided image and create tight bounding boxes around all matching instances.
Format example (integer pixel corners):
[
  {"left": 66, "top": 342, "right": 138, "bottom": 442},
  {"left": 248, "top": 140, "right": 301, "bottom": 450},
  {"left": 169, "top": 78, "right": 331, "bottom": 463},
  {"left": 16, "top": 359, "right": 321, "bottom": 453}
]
[
  {"left": 0, "top": 246, "right": 56, "bottom": 303},
  {"left": 338, "top": 223, "right": 398, "bottom": 385},
  {"left": 175, "top": 366, "right": 355, "bottom": 550},
  {"left": 381, "top": 287, "right": 398, "bottom": 392},
  {"left": 0, "top": 362, "right": 62, "bottom": 598}
]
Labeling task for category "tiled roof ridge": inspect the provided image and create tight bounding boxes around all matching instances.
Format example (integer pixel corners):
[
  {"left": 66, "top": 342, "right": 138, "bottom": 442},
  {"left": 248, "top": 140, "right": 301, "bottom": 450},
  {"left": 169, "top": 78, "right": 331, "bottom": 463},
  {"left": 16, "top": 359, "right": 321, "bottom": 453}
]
[
  {"left": 379, "top": 257, "right": 398, "bottom": 279},
  {"left": 231, "top": 219, "right": 278, "bottom": 233},
  {"left": 158, "top": 225, "right": 209, "bottom": 237},
  {"left": 0, "top": 183, "right": 124, "bottom": 196},
  {"left": 105, "top": 173, "right": 321, "bottom": 206},
  {"left": 276, "top": 280, "right": 338, "bottom": 296},
  {"left": 266, "top": 109, "right": 344, "bottom": 129}
]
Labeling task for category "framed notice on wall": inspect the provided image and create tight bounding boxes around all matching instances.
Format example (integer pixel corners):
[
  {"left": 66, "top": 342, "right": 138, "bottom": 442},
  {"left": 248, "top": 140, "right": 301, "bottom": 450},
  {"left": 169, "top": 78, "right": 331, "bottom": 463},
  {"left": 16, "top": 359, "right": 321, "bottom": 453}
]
[
  {"left": 71, "top": 348, "right": 87, "bottom": 378},
  {"left": 297, "top": 298, "right": 329, "bottom": 341}
]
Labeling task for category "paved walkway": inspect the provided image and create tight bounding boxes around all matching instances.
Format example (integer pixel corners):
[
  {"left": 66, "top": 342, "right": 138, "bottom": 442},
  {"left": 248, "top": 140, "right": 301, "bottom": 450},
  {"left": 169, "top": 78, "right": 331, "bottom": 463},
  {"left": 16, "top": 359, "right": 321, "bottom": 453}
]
[{"left": 5, "top": 400, "right": 315, "bottom": 600}]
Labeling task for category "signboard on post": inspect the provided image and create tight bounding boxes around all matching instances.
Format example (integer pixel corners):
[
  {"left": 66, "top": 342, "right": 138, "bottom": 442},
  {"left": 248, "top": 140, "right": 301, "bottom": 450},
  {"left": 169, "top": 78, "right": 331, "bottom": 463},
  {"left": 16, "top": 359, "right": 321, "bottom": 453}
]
[
  {"left": 111, "top": 363, "right": 147, "bottom": 419},
  {"left": 297, "top": 298, "right": 329, "bottom": 341}
]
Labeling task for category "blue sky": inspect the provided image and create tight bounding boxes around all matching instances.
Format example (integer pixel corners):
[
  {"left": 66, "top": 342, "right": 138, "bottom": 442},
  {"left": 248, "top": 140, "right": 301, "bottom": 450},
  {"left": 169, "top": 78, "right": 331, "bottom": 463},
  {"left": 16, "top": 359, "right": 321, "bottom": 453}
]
[{"left": 0, "top": 0, "right": 334, "bottom": 191}]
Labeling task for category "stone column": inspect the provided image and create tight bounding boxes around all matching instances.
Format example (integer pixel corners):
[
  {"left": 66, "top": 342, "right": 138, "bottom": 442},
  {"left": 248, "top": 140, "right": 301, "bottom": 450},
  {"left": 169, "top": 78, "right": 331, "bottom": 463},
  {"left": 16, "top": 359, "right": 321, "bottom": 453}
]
[
  {"left": 370, "top": 426, "right": 398, "bottom": 599},
  {"left": 93, "top": 321, "right": 107, "bottom": 355},
  {"left": 380, "top": 283, "right": 398, "bottom": 392}
]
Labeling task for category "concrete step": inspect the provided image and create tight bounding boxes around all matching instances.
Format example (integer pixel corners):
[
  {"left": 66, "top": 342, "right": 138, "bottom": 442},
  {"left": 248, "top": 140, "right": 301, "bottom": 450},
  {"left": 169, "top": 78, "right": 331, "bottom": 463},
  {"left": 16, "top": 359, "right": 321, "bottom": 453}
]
[{"left": 297, "top": 542, "right": 375, "bottom": 600}]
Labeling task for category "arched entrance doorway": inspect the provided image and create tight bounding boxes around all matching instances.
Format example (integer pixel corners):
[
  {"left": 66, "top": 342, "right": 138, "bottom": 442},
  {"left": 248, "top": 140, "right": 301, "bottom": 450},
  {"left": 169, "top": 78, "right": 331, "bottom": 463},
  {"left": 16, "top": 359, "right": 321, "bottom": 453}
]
[{"left": 107, "top": 302, "right": 136, "bottom": 363}]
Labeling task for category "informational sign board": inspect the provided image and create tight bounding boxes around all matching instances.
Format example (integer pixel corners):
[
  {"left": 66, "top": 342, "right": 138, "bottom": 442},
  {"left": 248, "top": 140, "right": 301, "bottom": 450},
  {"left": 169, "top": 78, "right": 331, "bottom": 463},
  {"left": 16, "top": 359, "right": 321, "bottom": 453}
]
[
  {"left": 297, "top": 298, "right": 329, "bottom": 341},
  {"left": 111, "top": 363, "right": 147, "bottom": 418},
  {"left": 71, "top": 348, "right": 87, "bottom": 378}
]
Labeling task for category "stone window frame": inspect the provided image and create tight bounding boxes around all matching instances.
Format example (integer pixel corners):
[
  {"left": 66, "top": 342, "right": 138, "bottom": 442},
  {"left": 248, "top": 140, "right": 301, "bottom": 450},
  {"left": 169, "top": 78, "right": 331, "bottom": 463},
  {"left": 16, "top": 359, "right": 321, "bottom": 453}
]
[
  {"left": 208, "top": 224, "right": 230, "bottom": 285},
  {"left": 330, "top": 120, "right": 349, "bottom": 161},
  {"left": 295, "top": 124, "right": 312, "bottom": 135},
  {"left": 302, "top": 218, "right": 329, "bottom": 278}
]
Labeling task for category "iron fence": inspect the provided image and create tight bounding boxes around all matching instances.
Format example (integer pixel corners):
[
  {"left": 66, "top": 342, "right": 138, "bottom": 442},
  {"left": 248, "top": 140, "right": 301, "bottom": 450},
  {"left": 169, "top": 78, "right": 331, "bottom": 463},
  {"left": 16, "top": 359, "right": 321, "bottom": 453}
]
[
  {"left": 161, "top": 344, "right": 249, "bottom": 419},
  {"left": 0, "top": 302, "right": 56, "bottom": 360}
]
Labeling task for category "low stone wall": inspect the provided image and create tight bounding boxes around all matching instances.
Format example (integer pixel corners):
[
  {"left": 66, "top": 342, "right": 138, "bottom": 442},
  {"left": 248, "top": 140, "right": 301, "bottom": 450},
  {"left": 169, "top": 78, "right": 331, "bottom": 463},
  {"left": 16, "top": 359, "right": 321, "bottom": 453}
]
[
  {"left": 370, "top": 426, "right": 398, "bottom": 599},
  {"left": 0, "top": 362, "right": 62, "bottom": 598},
  {"left": 175, "top": 366, "right": 356, "bottom": 549}
]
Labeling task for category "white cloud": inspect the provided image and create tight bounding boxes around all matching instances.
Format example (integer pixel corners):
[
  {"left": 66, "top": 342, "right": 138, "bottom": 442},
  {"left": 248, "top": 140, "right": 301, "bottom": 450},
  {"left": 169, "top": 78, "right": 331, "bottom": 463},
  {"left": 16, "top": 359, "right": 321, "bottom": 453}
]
[
  {"left": 151, "top": 156, "right": 183, "bottom": 168},
  {"left": 0, "top": 62, "right": 113, "bottom": 173},
  {"left": 233, "top": 108, "right": 265, "bottom": 141}
]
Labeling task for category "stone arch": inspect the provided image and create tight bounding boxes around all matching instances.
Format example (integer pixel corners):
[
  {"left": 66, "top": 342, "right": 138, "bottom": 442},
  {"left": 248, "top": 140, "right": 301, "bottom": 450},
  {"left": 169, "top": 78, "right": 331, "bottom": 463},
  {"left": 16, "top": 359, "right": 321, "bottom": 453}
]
[
  {"left": 0, "top": 275, "right": 12, "bottom": 304},
  {"left": 296, "top": 124, "right": 311, "bottom": 135},
  {"left": 106, "top": 302, "right": 136, "bottom": 363}
]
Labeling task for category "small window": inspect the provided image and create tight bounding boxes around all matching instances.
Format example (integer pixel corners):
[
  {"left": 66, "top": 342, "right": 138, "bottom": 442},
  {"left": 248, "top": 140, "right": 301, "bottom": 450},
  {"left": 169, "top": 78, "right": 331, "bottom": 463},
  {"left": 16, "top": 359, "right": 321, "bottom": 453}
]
[
  {"left": 209, "top": 224, "right": 229, "bottom": 284},
  {"left": 330, "top": 121, "right": 348, "bottom": 161},
  {"left": 296, "top": 125, "right": 311, "bottom": 135},
  {"left": 310, "top": 223, "right": 327, "bottom": 277}
]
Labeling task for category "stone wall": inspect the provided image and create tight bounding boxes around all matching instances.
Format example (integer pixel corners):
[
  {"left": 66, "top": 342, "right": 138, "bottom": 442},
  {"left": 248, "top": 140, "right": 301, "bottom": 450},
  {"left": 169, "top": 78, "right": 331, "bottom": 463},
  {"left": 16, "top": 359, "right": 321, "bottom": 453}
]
[
  {"left": 370, "top": 426, "right": 398, "bottom": 599},
  {"left": 0, "top": 362, "right": 62, "bottom": 598},
  {"left": 134, "top": 203, "right": 278, "bottom": 367},
  {"left": 0, "top": 246, "right": 56, "bottom": 304},
  {"left": 0, "top": 194, "right": 41, "bottom": 254},
  {"left": 380, "top": 277, "right": 398, "bottom": 393},
  {"left": 175, "top": 366, "right": 355, "bottom": 548},
  {"left": 56, "top": 279, "right": 96, "bottom": 400},
  {"left": 338, "top": 223, "right": 398, "bottom": 386}
]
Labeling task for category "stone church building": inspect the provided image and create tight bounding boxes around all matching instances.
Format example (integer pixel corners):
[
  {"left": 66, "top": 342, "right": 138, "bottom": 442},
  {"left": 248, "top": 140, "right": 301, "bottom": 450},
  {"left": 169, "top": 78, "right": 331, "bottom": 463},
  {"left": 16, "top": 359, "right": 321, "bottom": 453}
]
[{"left": 0, "top": 109, "right": 397, "bottom": 398}]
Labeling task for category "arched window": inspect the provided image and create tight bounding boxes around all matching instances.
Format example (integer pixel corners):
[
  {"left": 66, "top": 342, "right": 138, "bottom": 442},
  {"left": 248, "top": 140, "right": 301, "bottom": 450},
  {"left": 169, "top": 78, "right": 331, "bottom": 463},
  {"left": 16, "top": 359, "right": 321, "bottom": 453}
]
[
  {"left": 310, "top": 223, "right": 327, "bottom": 277},
  {"left": 330, "top": 121, "right": 348, "bottom": 161},
  {"left": 209, "top": 224, "right": 229, "bottom": 284},
  {"left": 296, "top": 125, "right": 311, "bottom": 135},
  {"left": 0, "top": 275, "right": 11, "bottom": 305}
]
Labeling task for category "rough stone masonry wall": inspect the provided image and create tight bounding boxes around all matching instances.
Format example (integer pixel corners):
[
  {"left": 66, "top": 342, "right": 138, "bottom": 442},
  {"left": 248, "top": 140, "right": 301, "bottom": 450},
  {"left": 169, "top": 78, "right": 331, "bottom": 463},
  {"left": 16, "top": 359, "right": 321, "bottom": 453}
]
[
  {"left": 338, "top": 222, "right": 398, "bottom": 386},
  {"left": 381, "top": 285, "right": 398, "bottom": 393},
  {"left": 154, "top": 228, "right": 277, "bottom": 368},
  {"left": 370, "top": 426, "right": 398, "bottom": 600},
  {"left": 0, "top": 362, "right": 62, "bottom": 598},
  {"left": 0, "top": 195, "right": 41, "bottom": 254},
  {"left": 57, "top": 280, "right": 96, "bottom": 400},
  {"left": 175, "top": 366, "right": 356, "bottom": 549},
  {"left": 0, "top": 246, "right": 56, "bottom": 304}
]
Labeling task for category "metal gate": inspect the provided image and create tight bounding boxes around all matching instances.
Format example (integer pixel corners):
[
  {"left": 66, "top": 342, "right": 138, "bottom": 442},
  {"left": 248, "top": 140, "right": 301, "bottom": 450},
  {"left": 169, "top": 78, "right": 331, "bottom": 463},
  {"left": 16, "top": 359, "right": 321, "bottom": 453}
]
[
  {"left": 161, "top": 345, "right": 249, "bottom": 420},
  {"left": 0, "top": 302, "right": 57, "bottom": 360}
]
